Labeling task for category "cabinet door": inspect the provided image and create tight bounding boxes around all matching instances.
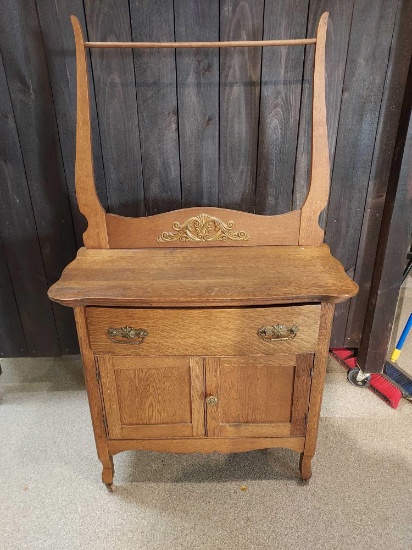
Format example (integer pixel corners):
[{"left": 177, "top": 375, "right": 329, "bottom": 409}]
[
  {"left": 205, "top": 354, "right": 313, "bottom": 438},
  {"left": 97, "top": 356, "right": 205, "bottom": 439}
]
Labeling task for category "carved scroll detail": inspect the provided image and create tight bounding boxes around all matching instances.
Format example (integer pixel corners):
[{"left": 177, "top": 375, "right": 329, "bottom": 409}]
[{"left": 157, "top": 213, "right": 250, "bottom": 243}]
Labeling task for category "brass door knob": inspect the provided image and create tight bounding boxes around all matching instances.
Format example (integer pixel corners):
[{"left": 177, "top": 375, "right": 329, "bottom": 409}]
[{"left": 206, "top": 395, "right": 218, "bottom": 405}]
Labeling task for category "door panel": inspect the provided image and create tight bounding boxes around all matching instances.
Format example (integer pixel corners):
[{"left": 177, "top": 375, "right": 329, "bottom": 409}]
[
  {"left": 97, "top": 355, "right": 205, "bottom": 439},
  {"left": 205, "top": 354, "right": 312, "bottom": 438}
]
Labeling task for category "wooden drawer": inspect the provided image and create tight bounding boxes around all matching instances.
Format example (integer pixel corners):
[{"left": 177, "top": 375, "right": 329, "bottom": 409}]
[{"left": 86, "top": 305, "right": 320, "bottom": 356}]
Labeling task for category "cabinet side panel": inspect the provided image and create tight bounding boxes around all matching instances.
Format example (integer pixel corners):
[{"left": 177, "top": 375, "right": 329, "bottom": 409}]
[
  {"left": 290, "top": 353, "right": 313, "bottom": 436},
  {"left": 73, "top": 307, "right": 111, "bottom": 463},
  {"left": 304, "top": 303, "right": 334, "bottom": 456}
]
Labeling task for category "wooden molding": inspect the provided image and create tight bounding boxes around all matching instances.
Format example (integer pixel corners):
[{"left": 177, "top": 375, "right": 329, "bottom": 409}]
[
  {"left": 84, "top": 39, "right": 317, "bottom": 49},
  {"left": 300, "top": 12, "right": 330, "bottom": 245},
  {"left": 106, "top": 207, "right": 301, "bottom": 248},
  {"left": 107, "top": 437, "right": 305, "bottom": 455}
]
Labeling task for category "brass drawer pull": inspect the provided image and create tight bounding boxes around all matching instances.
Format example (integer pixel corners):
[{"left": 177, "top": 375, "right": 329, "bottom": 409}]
[
  {"left": 257, "top": 324, "right": 298, "bottom": 342},
  {"left": 108, "top": 326, "right": 148, "bottom": 345}
]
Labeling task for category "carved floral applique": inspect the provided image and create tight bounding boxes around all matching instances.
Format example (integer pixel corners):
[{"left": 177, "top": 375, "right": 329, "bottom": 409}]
[{"left": 157, "top": 213, "right": 250, "bottom": 243}]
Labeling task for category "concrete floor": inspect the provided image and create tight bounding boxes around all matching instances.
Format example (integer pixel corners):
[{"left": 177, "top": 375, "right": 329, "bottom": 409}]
[{"left": 1, "top": 280, "right": 411, "bottom": 549}]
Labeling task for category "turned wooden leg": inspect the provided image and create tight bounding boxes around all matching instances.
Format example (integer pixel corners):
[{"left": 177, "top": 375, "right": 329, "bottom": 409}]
[
  {"left": 101, "top": 455, "right": 114, "bottom": 491},
  {"left": 101, "top": 455, "right": 114, "bottom": 482},
  {"left": 299, "top": 453, "right": 313, "bottom": 480}
]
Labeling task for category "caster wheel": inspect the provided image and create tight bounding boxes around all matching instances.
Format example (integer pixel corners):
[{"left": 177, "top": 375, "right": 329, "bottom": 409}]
[
  {"left": 105, "top": 483, "right": 114, "bottom": 493},
  {"left": 347, "top": 367, "right": 370, "bottom": 388}
]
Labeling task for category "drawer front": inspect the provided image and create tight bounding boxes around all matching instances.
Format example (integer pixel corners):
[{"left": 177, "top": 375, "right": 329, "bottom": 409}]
[{"left": 86, "top": 305, "right": 320, "bottom": 356}]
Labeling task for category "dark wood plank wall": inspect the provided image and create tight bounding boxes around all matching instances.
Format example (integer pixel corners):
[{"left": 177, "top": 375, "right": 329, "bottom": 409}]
[
  {"left": 293, "top": 0, "right": 354, "bottom": 212},
  {"left": 36, "top": 0, "right": 108, "bottom": 246},
  {"left": 0, "top": 0, "right": 408, "bottom": 357},
  {"left": 219, "top": 0, "right": 264, "bottom": 212},
  {"left": 0, "top": 233, "right": 27, "bottom": 357},
  {"left": 256, "top": 0, "right": 309, "bottom": 215},
  {"left": 85, "top": 0, "right": 146, "bottom": 218},
  {"left": 175, "top": 0, "right": 219, "bottom": 207},
  {"left": 325, "top": 0, "right": 399, "bottom": 346},
  {"left": 0, "top": 0, "right": 79, "bottom": 355},
  {"left": 131, "top": 0, "right": 182, "bottom": 215},
  {"left": 358, "top": 38, "right": 412, "bottom": 372},
  {"left": 346, "top": 0, "right": 412, "bottom": 351}
]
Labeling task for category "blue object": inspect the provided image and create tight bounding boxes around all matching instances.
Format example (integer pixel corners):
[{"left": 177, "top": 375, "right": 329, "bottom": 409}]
[
  {"left": 384, "top": 361, "right": 412, "bottom": 399},
  {"left": 391, "top": 313, "right": 412, "bottom": 361}
]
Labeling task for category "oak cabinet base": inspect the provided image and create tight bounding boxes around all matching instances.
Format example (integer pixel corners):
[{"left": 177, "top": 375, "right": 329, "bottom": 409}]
[
  {"left": 97, "top": 353, "right": 313, "bottom": 440},
  {"left": 73, "top": 302, "right": 335, "bottom": 487}
]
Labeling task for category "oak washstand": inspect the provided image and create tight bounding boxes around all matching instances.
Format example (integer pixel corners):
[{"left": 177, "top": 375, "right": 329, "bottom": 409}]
[{"left": 48, "top": 12, "right": 358, "bottom": 489}]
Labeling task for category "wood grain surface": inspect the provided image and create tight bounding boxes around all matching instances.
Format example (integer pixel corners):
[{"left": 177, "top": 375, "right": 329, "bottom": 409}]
[
  {"left": 290, "top": 353, "right": 313, "bottom": 436},
  {"left": 0, "top": 48, "right": 60, "bottom": 355},
  {"left": 293, "top": 0, "right": 354, "bottom": 211},
  {"left": 0, "top": 0, "right": 78, "bottom": 353},
  {"left": 74, "top": 307, "right": 114, "bottom": 483},
  {"left": 0, "top": 234, "right": 27, "bottom": 357},
  {"left": 71, "top": 16, "right": 109, "bottom": 249},
  {"left": 105, "top": 207, "right": 300, "bottom": 247},
  {"left": 130, "top": 0, "right": 181, "bottom": 215},
  {"left": 174, "top": 0, "right": 219, "bottom": 207},
  {"left": 87, "top": 306, "right": 320, "bottom": 356},
  {"left": 207, "top": 355, "right": 297, "bottom": 438},
  {"left": 204, "top": 357, "right": 220, "bottom": 437},
  {"left": 325, "top": 0, "right": 398, "bottom": 345},
  {"left": 84, "top": 0, "right": 145, "bottom": 218},
  {"left": 255, "top": 0, "right": 309, "bottom": 215},
  {"left": 107, "top": 436, "right": 305, "bottom": 455},
  {"left": 217, "top": 356, "right": 296, "bottom": 423},
  {"left": 302, "top": 302, "right": 334, "bottom": 463},
  {"left": 299, "top": 12, "right": 330, "bottom": 246},
  {"left": 357, "top": 51, "right": 412, "bottom": 373},
  {"left": 219, "top": 0, "right": 264, "bottom": 212},
  {"left": 48, "top": 245, "right": 358, "bottom": 308},
  {"left": 98, "top": 355, "right": 196, "bottom": 439},
  {"left": 36, "top": 0, "right": 108, "bottom": 246},
  {"left": 345, "top": 0, "right": 412, "bottom": 348},
  {"left": 190, "top": 357, "right": 206, "bottom": 437}
]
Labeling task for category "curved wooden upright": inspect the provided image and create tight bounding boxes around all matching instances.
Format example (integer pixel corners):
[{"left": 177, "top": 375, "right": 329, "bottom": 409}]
[
  {"left": 300, "top": 12, "right": 330, "bottom": 245},
  {"left": 71, "top": 17, "right": 108, "bottom": 248},
  {"left": 71, "top": 12, "right": 329, "bottom": 249}
]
